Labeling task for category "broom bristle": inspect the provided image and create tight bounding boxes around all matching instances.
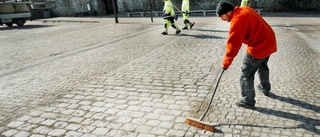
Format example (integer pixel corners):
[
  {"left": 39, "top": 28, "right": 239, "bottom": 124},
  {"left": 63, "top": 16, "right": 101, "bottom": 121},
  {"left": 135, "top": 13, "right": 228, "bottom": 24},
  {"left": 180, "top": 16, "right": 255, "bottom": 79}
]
[{"left": 185, "top": 117, "right": 215, "bottom": 132}]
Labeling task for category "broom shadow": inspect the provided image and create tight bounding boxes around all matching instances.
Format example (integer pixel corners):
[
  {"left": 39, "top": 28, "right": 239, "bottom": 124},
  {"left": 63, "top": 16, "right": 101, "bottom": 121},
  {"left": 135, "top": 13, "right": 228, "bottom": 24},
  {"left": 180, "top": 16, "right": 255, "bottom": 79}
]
[{"left": 213, "top": 123, "right": 299, "bottom": 134}]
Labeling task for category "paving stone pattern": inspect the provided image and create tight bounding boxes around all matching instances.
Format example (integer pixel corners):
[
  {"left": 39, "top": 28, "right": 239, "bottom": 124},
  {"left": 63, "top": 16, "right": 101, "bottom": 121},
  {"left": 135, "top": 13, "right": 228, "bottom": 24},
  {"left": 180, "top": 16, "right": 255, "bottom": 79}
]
[{"left": 0, "top": 14, "right": 319, "bottom": 136}]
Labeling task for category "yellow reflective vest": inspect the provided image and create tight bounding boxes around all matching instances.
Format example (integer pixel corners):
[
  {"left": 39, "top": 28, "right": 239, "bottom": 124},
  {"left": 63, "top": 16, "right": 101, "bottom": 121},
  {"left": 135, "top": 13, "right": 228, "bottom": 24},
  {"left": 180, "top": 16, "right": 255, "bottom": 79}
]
[
  {"left": 182, "top": 0, "right": 190, "bottom": 12},
  {"left": 163, "top": 0, "right": 175, "bottom": 16},
  {"left": 241, "top": 0, "right": 250, "bottom": 6}
]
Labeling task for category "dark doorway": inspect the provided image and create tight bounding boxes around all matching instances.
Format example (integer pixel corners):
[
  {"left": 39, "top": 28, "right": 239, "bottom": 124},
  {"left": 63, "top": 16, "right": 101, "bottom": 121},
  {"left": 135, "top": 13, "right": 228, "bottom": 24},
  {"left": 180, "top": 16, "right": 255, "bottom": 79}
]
[{"left": 101, "top": 0, "right": 118, "bottom": 15}]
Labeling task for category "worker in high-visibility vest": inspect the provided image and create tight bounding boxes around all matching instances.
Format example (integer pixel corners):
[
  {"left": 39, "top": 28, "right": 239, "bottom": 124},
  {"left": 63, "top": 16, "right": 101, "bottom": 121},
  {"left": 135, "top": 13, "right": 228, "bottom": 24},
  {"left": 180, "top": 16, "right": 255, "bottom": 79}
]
[
  {"left": 181, "top": 0, "right": 195, "bottom": 29},
  {"left": 241, "top": 0, "right": 250, "bottom": 6},
  {"left": 162, "top": 0, "right": 181, "bottom": 35}
]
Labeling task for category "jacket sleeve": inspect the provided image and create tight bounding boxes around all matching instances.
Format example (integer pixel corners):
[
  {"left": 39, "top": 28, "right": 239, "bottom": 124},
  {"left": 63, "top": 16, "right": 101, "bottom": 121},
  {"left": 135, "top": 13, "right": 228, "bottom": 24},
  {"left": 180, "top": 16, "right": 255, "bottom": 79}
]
[{"left": 222, "top": 16, "right": 246, "bottom": 68}]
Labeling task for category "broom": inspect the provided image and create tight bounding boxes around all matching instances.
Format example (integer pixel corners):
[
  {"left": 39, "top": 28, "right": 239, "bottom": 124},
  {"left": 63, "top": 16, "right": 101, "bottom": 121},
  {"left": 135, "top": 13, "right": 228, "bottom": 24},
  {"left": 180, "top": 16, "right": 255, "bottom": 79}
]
[
  {"left": 185, "top": 69, "right": 226, "bottom": 131},
  {"left": 173, "top": 5, "right": 184, "bottom": 21},
  {"left": 163, "top": 5, "right": 180, "bottom": 21}
]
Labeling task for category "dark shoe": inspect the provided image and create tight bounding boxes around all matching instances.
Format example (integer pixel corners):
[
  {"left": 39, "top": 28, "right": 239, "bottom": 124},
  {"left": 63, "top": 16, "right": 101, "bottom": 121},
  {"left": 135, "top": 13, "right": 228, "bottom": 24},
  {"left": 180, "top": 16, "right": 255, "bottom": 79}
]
[
  {"left": 161, "top": 32, "right": 168, "bottom": 35},
  {"left": 190, "top": 22, "right": 195, "bottom": 29},
  {"left": 175, "top": 30, "right": 181, "bottom": 34},
  {"left": 257, "top": 85, "right": 270, "bottom": 96},
  {"left": 182, "top": 27, "right": 188, "bottom": 30},
  {"left": 236, "top": 100, "right": 256, "bottom": 110}
]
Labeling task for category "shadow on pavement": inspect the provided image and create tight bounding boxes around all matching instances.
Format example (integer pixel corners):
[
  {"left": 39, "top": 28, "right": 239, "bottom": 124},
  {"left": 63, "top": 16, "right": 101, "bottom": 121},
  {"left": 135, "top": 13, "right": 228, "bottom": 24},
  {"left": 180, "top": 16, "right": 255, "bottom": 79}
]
[
  {"left": 0, "top": 25, "right": 53, "bottom": 30},
  {"left": 178, "top": 33, "right": 225, "bottom": 39},
  {"left": 256, "top": 107, "right": 320, "bottom": 135},
  {"left": 214, "top": 123, "right": 298, "bottom": 130},
  {"left": 213, "top": 106, "right": 319, "bottom": 135},
  {"left": 212, "top": 93, "right": 320, "bottom": 135},
  {"left": 41, "top": 20, "right": 99, "bottom": 23},
  {"left": 194, "top": 29, "right": 229, "bottom": 33},
  {"left": 268, "top": 93, "right": 320, "bottom": 113}
]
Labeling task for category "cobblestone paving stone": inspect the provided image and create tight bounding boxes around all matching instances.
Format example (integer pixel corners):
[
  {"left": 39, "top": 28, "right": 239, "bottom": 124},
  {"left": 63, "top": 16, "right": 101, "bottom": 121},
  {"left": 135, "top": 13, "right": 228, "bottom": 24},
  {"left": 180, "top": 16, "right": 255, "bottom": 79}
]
[{"left": 0, "top": 13, "right": 319, "bottom": 137}]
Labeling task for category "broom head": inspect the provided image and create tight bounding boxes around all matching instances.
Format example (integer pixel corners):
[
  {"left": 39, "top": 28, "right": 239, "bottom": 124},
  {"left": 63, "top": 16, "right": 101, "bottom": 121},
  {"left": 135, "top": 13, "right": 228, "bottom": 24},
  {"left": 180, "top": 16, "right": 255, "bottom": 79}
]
[{"left": 185, "top": 116, "right": 216, "bottom": 132}]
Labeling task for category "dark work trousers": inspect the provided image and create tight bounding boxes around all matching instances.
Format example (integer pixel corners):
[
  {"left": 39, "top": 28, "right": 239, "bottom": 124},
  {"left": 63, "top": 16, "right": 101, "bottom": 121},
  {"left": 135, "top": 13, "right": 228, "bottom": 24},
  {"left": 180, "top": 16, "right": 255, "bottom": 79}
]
[{"left": 240, "top": 53, "right": 271, "bottom": 106}]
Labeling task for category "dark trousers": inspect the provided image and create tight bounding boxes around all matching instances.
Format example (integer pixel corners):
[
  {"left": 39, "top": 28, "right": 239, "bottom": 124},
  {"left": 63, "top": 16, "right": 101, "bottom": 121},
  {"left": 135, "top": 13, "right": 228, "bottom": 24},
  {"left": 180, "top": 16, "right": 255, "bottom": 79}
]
[{"left": 240, "top": 53, "right": 271, "bottom": 106}]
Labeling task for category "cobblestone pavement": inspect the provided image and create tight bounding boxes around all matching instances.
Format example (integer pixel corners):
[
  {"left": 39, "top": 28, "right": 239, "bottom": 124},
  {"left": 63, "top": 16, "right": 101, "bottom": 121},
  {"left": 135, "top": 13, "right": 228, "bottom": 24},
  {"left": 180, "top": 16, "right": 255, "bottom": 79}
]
[{"left": 0, "top": 13, "right": 319, "bottom": 137}]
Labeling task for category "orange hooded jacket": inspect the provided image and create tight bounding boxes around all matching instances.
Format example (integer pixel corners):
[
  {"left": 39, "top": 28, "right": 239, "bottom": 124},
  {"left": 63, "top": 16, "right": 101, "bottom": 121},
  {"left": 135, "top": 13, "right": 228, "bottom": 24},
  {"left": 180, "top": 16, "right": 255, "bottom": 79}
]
[{"left": 222, "top": 6, "right": 277, "bottom": 69}]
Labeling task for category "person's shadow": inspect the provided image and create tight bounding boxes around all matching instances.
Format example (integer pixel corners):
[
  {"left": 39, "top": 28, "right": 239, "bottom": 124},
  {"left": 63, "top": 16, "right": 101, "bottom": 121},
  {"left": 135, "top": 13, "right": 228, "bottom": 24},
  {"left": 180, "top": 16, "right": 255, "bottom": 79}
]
[
  {"left": 268, "top": 92, "right": 319, "bottom": 113},
  {"left": 258, "top": 93, "right": 320, "bottom": 134},
  {"left": 194, "top": 29, "right": 229, "bottom": 33},
  {"left": 177, "top": 33, "right": 225, "bottom": 39},
  {"left": 213, "top": 93, "right": 320, "bottom": 135}
]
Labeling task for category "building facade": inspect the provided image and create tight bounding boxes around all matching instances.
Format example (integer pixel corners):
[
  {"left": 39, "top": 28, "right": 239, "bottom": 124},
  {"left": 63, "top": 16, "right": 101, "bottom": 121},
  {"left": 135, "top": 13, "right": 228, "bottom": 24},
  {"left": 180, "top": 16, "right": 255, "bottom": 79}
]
[{"left": 42, "top": 0, "right": 320, "bottom": 17}]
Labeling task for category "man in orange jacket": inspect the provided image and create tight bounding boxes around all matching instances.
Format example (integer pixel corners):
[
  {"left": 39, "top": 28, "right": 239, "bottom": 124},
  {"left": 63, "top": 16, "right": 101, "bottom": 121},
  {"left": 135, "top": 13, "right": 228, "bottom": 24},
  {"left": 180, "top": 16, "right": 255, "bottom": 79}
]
[{"left": 216, "top": 1, "right": 277, "bottom": 109}]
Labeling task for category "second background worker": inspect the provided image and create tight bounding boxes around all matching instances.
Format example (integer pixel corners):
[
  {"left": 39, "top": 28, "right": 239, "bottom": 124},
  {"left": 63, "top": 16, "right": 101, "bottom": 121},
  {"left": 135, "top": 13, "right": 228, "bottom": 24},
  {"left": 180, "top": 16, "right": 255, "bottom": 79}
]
[{"left": 181, "top": 0, "right": 195, "bottom": 29}]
